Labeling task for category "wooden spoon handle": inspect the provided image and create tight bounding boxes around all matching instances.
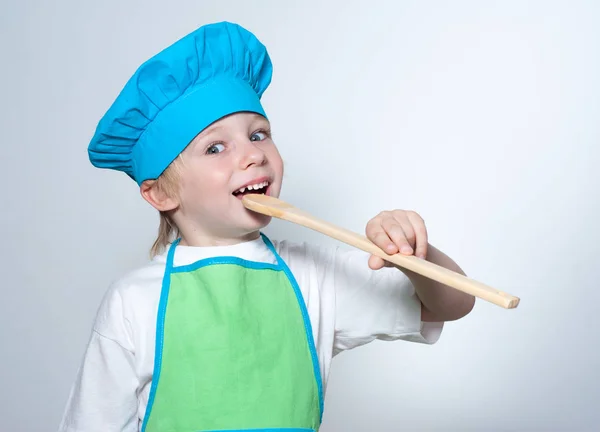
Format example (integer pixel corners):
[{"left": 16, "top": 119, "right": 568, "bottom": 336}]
[{"left": 242, "top": 194, "right": 520, "bottom": 309}]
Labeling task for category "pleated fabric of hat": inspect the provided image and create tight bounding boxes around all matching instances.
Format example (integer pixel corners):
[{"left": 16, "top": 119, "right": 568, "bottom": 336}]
[{"left": 87, "top": 22, "right": 273, "bottom": 185}]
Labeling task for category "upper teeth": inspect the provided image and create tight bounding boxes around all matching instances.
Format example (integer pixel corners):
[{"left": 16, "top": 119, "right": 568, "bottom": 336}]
[{"left": 237, "top": 181, "right": 269, "bottom": 194}]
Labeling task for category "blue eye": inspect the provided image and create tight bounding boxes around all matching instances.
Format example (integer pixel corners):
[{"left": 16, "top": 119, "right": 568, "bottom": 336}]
[
  {"left": 250, "top": 131, "right": 268, "bottom": 142},
  {"left": 206, "top": 143, "right": 225, "bottom": 154}
]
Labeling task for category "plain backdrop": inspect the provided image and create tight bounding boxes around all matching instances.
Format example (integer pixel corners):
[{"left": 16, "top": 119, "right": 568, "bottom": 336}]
[{"left": 2, "top": 0, "right": 599, "bottom": 431}]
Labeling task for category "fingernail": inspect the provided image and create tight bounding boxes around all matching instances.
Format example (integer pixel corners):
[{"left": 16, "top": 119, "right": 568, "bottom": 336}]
[
  {"left": 401, "top": 246, "right": 413, "bottom": 254},
  {"left": 387, "top": 244, "right": 396, "bottom": 252}
]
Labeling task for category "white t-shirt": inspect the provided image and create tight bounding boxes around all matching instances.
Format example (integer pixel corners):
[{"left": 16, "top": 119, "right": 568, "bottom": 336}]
[{"left": 58, "top": 236, "right": 443, "bottom": 432}]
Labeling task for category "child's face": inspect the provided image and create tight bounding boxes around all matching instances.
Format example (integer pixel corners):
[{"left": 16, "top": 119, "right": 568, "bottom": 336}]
[{"left": 174, "top": 112, "right": 284, "bottom": 243}]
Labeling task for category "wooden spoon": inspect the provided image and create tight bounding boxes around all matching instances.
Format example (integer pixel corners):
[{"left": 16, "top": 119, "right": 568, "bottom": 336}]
[{"left": 242, "top": 194, "right": 520, "bottom": 309}]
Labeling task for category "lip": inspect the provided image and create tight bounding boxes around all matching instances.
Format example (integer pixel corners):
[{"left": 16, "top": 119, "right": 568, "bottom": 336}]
[{"left": 232, "top": 176, "right": 272, "bottom": 193}]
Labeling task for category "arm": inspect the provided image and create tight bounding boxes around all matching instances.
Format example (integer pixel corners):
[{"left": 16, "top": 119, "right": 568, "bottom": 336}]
[
  {"left": 400, "top": 243, "right": 475, "bottom": 322},
  {"left": 58, "top": 288, "right": 139, "bottom": 432},
  {"left": 58, "top": 331, "right": 139, "bottom": 432},
  {"left": 366, "top": 210, "right": 475, "bottom": 323}
]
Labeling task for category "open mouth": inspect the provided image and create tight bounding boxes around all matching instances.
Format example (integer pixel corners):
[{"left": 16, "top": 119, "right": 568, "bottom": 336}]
[{"left": 232, "top": 180, "right": 270, "bottom": 200}]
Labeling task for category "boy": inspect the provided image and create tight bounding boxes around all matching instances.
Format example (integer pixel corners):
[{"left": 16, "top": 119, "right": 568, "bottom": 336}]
[{"left": 59, "top": 21, "right": 474, "bottom": 432}]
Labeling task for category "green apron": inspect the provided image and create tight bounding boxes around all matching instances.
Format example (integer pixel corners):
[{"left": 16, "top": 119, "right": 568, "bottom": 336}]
[{"left": 141, "top": 233, "right": 324, "bottom": 432}]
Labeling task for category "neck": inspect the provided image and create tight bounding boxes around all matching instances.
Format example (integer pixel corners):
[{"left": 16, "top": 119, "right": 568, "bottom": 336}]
[{"left": 177, "top": 228, "right": 261, "bottom": 247}]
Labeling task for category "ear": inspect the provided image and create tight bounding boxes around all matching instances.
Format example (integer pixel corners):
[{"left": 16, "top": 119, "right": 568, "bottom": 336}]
[{"left": 140, "top": 180, "right": 179, "bottom": 212}]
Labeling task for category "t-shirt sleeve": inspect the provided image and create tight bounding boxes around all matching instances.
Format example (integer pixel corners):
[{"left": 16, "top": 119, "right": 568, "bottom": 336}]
[
  {"left": 330, "top": 246, "right": 443, "bottom": 355},
  {"left": 58, "top": 287, "right": 139, "bottom": 432}
]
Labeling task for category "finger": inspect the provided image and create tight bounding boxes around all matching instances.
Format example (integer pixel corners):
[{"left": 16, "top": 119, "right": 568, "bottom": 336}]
[
  {"left": 368, "top": 255, "right": 394, "bottom": 270},
  {"left": 366, "top": 218, "right": 398, "bottom": 254},
  {"left": 392, "top": 212, "right": 417, "bottom": 252},
  {"left": 407, "top": 211, "right": 428, "bottom": 258},
  {"left": 368, "top": 255, "right": 386, "bottom": 270},
  {"left": 381, "top": 215, "right": 413, "bottom": 255},
  {"left": 394, "top": 212, "right": 417, "bottom": 254}
]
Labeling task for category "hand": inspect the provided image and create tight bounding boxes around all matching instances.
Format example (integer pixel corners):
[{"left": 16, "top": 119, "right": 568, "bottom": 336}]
[{"left": 365, "top": 210, "right": 428, "bottom": 270}]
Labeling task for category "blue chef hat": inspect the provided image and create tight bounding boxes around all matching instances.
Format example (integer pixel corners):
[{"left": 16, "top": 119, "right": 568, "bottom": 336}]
[{"left": 88, "top": 22, "right": 273, "bottom": 185}]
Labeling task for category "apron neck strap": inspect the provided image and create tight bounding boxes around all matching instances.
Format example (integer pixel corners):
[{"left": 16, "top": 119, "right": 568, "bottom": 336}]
[{"left": 166, "top": 238, "right": 181, "bottom": 271}]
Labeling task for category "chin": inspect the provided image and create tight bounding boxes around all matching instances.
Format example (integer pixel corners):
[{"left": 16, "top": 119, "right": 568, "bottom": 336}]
[
  {"left": 243, "top": 211, "right": 272, "bottom": 232},
  {"left": 220, "top": 207, "right": 272, "bottom": 239}
]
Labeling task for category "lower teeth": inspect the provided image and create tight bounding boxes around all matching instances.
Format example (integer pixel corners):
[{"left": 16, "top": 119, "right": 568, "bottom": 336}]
[{"left": 235, "top": 187, "right": 266, "bottom": 196}]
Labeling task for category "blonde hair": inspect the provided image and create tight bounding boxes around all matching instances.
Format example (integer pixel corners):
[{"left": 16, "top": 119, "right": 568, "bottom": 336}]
[{"left": 149, "top": 154, "right": 186, "bottom": 257}]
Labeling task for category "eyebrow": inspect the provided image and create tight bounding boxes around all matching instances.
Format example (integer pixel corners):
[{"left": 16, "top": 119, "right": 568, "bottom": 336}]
[
  {"left": 197, "top": 123, "right": 223, "bottom": 139},
  {"left": 251, "top": 116, "right": 269, "bottom": 126},
  {"left": 188, "top": 123, "right": 222, "bottom": 151},
  {"left": 190, "top": 114, "right": 270, "bottom": 147}
]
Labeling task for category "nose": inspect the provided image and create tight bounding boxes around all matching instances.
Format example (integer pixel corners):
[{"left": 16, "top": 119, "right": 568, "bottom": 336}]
[{"left": 238, "top": 139, "right": 267, "bottom": 169}]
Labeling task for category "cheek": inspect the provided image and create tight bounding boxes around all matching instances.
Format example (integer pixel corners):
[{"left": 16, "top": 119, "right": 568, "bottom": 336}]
[
  {"left": 267, "top": 146, "right": 284, "bottom": 175},
  {"left": 180, "top": 173, "right": 206, "bottom": 197},
  {"left": 179, "top": 165, "right": 231, "bottom": 204}
]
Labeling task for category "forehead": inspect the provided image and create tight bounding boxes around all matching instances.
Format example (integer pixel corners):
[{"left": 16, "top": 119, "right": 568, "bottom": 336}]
[{"left": 198, "top": 112, "right": 268, "bottom": 139}]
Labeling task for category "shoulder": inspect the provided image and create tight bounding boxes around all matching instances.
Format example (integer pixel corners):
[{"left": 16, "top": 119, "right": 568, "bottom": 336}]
[
  {"left": 93, "top": 257, "right": 166, "bottom": 346},
  {"left": 271, "top": 237, "right": 375, "bottom": 274},
  {"left": 103, "top": 257, "right": 166, "bottom": 305},
  {"left": 268, "top": 237, "right": 383, "bottom": 287},
  {"left": 270, "top": 238, "right": 338, "bottom": 271},
  {"left": 271, "top": 236, "right": 415, "bottom": 298}
]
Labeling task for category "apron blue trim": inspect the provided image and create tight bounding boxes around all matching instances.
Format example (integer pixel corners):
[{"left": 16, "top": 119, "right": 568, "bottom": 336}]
[
  {"left": 172, "top": 257, "right": 279, "bottom": 273},
  {"left": 141, "top": 237, "right": 180, "bottom": 432},
  {"left": 202, "top": 429, "right": 315, "bottom": 432},
  {"left": 260, "top": 233, "right": 325, "bottom": 423}
]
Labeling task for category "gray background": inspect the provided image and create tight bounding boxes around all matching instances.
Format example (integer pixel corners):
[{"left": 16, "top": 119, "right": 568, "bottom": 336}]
[{"left": 2, "top": 0, "right": 599, "bottom": 430}]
